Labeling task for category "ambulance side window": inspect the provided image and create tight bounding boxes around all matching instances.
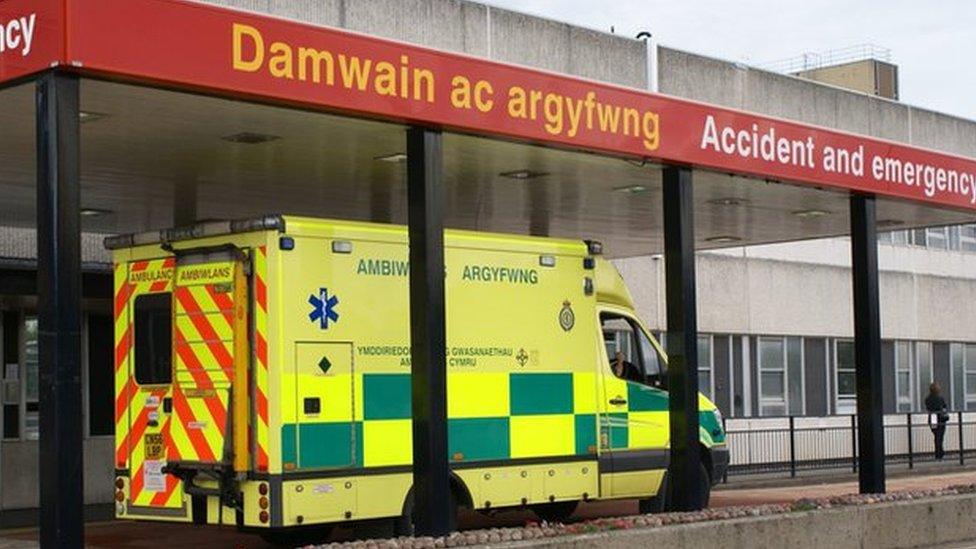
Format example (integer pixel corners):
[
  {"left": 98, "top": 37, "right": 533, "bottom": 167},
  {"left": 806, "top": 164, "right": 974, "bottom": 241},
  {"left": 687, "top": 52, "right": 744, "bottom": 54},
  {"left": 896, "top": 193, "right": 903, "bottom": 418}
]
[
  {"left": 133, "top": 293, "right": 172, "bottom": 385},
  {"left": 601, "top": 314, "right": 646, "bottom": 384},
  {"left": 637, "top": 329, "right": 662, "bottom": 377}
]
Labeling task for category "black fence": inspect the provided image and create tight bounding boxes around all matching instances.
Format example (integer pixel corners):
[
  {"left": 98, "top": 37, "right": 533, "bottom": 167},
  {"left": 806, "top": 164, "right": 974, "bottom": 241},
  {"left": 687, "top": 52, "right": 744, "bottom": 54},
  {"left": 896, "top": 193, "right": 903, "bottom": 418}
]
[{"left": 722, "top": 412, "right": 976, "bottom": 480}]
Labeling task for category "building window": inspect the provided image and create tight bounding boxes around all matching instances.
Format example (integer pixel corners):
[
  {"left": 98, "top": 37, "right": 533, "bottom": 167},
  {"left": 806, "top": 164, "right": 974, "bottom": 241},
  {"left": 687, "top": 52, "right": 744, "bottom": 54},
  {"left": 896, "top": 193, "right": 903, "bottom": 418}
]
[
  {"left": 2, "top": 311, "right": 19, "bottom": 439},
  {"left": 916, "top": 342, "right": 933, "bottom": 411},
  {"left": 952, "top": 343, "right": 964, "bottom": 411},
  {"left": 787, "top": 337, "right": 804, "bottom": 416},
  {"left": 835, "top": 339, "right": 857, "bottom": 415},
  {"left": 967, "top": 345, "right": 976, "bottom": 412},
  {"left": 758, "top": 337, "right": 787, "bottom": 416},
  {"left": 134, "top": 293, "right": 173, "bottom": 386},
  {"left": 88, "top": 313, "right": 115, "bottom": 436},
  {"left": 23, "top": 316, "right": 39, "bottom": 440},
  {"left": 894, "top": 341, "right": 913, "bottom": 412},
  {"left": 925, "top": 227, "right": 949, "bottom": 250},
  {"left": 950, "top": 343, "right": 976, "bottom": 412},
  {"left": 698, "top": 335, "right": 713, "bottom": 401},
  {"left": 960, "top": 225, "right": 976, "bottom": 252}
]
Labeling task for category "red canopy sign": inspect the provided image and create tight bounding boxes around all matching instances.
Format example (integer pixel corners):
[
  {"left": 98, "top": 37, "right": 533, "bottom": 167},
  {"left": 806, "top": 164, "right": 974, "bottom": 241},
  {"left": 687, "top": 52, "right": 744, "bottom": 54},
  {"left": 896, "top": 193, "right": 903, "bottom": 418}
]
[{"left": 4, "top": 0, "right": 976, "bottom": 211}]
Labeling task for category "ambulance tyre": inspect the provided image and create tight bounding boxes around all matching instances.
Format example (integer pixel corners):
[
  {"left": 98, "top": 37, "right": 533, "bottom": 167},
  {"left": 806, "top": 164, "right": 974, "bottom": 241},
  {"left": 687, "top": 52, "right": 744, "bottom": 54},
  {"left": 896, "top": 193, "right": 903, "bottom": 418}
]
[
  {"left": 531, "top": 500, "right": 578, "bottom": 523},
  {"left": 394, "top": 485, "right": 460, "bottom": 536},
  {"left": 258, "top": 525, "right": 334, "bottom": 547}
]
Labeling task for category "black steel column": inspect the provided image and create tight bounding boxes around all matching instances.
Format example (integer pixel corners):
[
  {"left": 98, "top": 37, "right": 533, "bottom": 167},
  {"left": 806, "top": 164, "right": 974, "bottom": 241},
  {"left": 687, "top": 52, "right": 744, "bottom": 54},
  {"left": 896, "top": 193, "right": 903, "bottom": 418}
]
[
  {"left": 662, "top": 165, "right": 704, "bottom": 511},
  {"left": 850, "top": 192, "right": 885, "bottom": 494},
  {"left": 406, "top": 127, "right": 452, "bottom": 535},
  {"left": 36, "top": 71, "right": 84, "bottom": 547}
]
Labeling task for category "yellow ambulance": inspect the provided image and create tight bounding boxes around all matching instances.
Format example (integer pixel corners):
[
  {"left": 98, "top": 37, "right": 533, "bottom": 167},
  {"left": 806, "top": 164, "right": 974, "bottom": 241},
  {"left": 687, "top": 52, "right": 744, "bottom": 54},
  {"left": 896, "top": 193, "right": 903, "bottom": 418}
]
[{"left": 107, "top": 215, "right": 728, "bottom": 543}]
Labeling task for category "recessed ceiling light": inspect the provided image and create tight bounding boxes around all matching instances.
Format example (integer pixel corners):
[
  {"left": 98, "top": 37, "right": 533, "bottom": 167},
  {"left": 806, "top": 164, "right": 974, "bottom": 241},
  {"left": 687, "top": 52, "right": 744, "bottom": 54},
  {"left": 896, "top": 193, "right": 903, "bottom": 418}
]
[
  {"left": 80, "top": 207, "right": 111, "bottom": 217},
  {"left": 613, "top": 184, "right": 648, "bottom": 194},
  {"left": 374, "top": 152, "right": 407, "bottom": 163},
  {"left": 707, "top": 197, "right": 748, "bottom": 206},
  {"left": 79, "top": 111, "right": 106, "bottom": 123},
  {"left": 793, "top": 209, "right": 831, "bottom": 218},
  {"left": 221, "top": 132, "right": 281, "bottom": 144},
  {"left": 876, "top": 219, "right": 905, "bottom": 228},
  {"left": 500, "top": 170, "right": 548, "bottom": 180},
  {"left": 705, "top": 235, "right": 742, "bottom": 244}
]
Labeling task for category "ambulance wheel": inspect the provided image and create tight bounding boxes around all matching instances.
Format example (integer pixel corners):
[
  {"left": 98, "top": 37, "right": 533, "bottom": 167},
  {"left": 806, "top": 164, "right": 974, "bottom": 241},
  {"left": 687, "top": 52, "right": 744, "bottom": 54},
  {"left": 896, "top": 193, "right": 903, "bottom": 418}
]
[
  {"left": 697, "top": 461, "right": 712, "bottom": 508},
  {"left": 638, "top": 470, "right": 670, "bottom": 514},
  {"left": 394, "top": 487, "right": 459, "bottom": 536},
  {"left": 258, "top": 525, "right": 333, "bottom": 546},
  {"left": 531, "top": 500, "right": 578, "bottom": 523}
]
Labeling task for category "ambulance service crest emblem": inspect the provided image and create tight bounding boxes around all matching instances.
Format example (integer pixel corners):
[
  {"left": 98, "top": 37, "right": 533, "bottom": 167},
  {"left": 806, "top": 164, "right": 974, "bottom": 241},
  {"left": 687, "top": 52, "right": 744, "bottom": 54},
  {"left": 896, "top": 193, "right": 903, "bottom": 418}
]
[{"left": 559, "top": 300, "right": 575, "bottom": 332}]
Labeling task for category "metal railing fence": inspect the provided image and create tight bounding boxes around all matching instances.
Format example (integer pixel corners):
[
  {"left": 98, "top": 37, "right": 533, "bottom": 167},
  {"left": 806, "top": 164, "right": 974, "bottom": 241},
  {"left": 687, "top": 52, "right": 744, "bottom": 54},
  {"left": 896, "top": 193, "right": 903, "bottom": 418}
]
[{"left": 721, "top": 412, "right": 976, "bottom": 480}]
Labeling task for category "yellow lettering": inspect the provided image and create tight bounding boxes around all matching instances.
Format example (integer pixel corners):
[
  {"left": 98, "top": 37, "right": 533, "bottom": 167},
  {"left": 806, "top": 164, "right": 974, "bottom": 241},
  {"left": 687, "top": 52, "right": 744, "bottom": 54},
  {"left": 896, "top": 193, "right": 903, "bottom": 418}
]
[
  {"left": 543, "top": 93, "right": 563, "bottom": 135},
  {"left": 597, "top": 103, "right": 621, "bottom": 133},
  {"left": 642, "top": 111, "right": 660, "bottom": 151},
  {"left": 338, "top": 55, "right": 372, "bottom": 91},
  {"left": 474, "top": 80, "right": 493, "bottom": 112},
  {"left": 529, "top": 89, "right": 543, "bottom": 120},
  {"left": 298, "top": 47, "right": 334, "bottom": 84},
  {"left": 451, "top": 75, "right": 472, "bottom": 109},
  {"left": 622, "top": 107, "right": 640, "bottom": 137},
  {"left": 414, "top": 69, "right": 435, "bottom": 103},
  {"left": 232, "top": 23, "right": 264, "bottom": 73},
  {"left": 268, "top": 42, "right": 293, "bottom": 79},
  {"left": 508, "top": 86, "right": 527, "bottom": 119},
  {"left": 374, "top": 61, "right": 397, "bottom": 97}
]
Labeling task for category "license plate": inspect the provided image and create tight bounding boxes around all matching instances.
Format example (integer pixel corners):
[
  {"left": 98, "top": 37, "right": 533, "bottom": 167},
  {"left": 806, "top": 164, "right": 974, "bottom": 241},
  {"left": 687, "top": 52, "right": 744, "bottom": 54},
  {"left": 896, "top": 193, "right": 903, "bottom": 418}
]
[{"left": 144, "top": 433, "right": 164, "bottom": 460}]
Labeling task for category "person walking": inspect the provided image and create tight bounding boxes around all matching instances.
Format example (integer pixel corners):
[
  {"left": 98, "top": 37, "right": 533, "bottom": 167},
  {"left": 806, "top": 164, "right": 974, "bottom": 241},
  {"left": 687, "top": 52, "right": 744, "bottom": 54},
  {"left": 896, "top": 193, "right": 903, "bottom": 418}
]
[{"left": 925, "top": 383, "right": 950, "bottom": 461}]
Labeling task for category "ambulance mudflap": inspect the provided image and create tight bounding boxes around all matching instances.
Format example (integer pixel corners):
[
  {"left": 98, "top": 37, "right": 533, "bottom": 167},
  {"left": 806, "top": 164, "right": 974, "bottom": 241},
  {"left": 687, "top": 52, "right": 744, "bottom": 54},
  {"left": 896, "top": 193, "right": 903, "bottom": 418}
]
[{"left": 118, "top": 245, "right": 251, "bottom": 515}]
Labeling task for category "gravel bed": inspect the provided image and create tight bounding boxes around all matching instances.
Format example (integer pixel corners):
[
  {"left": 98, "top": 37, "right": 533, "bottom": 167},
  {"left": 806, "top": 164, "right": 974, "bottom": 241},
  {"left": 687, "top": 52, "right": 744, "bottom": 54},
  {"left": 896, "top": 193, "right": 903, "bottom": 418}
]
[{"left": 306, "top": 483, "right": 976, "bottom": 549}]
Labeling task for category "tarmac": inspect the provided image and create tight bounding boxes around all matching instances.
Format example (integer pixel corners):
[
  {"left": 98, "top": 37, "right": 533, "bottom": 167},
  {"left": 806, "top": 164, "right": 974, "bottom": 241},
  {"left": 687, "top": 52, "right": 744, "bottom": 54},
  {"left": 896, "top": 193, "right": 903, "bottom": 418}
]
[{"left": 3, "top": 464, "right": 976, "bottom": 548}]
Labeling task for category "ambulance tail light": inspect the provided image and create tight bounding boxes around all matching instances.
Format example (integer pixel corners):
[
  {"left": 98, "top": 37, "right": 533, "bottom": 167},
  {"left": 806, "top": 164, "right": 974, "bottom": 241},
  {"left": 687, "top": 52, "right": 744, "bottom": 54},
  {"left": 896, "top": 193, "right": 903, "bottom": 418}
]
[
  {"left": 539, "top": 255, "right": 556, "bottom": 267},
  {"left": 584, "top": 240, "right": 603, "bottom": 255}
]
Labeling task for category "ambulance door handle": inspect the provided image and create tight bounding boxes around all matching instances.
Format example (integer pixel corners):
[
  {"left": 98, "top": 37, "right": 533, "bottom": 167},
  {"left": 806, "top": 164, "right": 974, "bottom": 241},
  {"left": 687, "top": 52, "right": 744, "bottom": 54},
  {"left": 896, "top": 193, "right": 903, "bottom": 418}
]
[{"left": 609, "top": 396, "right": 627, "bottom": 406}]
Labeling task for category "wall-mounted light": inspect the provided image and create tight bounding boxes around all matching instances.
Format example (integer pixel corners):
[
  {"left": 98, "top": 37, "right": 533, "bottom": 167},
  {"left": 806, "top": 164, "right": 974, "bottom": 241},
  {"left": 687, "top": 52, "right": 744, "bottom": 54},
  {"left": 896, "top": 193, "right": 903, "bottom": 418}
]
[
  {"left": 374, "top": 152, "right": 407, "bottom": 163},
  {"left": 792, "top": 209, "right": 831, "bottom": 218},
  {"left": 613, "top": 184, "right": 648, "bottom": 194},
  {"left": 500, "top": 169, "right": 548, "bottom": 180},
  {"left": 705, "top": 235, "right": 742, "bottom": 244},
  {"left": 79, "top": 111, "right": 107, "bottom": 123},
  {"left": 80, "top": 207, "right": 111, "bottom": 217}
]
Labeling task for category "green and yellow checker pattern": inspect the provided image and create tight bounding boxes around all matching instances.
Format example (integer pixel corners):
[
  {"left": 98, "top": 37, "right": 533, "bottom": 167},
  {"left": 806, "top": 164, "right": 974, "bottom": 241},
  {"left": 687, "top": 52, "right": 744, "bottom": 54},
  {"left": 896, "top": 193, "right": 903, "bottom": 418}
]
[
  {"left": 281, "top": 370, "right": 724, "bottom": 470},
  {"left": 281, "top": 371, "right": 600, "bottom": 470}
]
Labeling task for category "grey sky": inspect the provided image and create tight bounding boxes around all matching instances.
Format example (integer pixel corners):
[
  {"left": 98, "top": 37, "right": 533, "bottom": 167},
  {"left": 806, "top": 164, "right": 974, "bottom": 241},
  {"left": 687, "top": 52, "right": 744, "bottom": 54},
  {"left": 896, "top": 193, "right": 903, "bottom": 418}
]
[{"left": 484, "top": 0, "right": 976, "bottom": 121}]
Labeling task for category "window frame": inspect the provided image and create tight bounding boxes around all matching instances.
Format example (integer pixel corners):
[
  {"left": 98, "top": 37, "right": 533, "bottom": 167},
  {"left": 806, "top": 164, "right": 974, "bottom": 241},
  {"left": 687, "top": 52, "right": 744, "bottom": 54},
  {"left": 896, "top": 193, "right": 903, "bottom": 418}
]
[
  {"left": 757, "top": 336, "right": 788, "bottom": 417},
  {"left": 894, "top": 341, "right": 914, "bottom": 413},
  {"left": 834, "top": 338, "right": 857, "bottom": 415},
  {"left": 697, "top": 334, "right": 714, "bottom": 402},
  {"left": 132, "top": 292, "right": 174, "bottom": 387}
]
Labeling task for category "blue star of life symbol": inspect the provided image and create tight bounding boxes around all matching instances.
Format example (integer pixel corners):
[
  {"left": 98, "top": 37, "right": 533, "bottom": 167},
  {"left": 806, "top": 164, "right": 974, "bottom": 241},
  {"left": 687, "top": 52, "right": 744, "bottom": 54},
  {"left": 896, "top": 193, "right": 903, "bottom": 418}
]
[{"left": 308, "top": 287, "right": 339, "bottom": 329}]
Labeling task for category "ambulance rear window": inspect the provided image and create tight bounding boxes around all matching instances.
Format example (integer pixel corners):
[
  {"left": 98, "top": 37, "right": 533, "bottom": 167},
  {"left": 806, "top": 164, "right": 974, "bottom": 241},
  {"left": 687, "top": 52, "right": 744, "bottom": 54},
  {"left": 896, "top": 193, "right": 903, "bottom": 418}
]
[{"left": 134, "top": 293, "right": 172, "bottom": 385}]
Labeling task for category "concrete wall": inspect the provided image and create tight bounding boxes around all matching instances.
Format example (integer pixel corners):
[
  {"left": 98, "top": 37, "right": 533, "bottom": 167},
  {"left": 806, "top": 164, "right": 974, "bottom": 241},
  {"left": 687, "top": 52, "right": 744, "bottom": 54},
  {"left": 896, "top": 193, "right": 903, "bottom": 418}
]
[
  {"left": 199, "top": 0, "right": 648, "bottom": 89},
  {"left": 502, "top": 493, "right": 976, "bottom": 549},
  {"left": 615, "top": 249, "right": 976, "bottom": 342},
  {"left": 0, "top": 438, "right": 113, "bottom": 509}
]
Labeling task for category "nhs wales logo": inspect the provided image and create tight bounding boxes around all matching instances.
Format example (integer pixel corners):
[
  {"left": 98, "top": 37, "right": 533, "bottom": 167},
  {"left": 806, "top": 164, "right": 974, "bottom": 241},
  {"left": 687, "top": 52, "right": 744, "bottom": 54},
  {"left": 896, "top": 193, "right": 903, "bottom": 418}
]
[{"left": 308, "top": 287, "right": 339, "bottom": 329}]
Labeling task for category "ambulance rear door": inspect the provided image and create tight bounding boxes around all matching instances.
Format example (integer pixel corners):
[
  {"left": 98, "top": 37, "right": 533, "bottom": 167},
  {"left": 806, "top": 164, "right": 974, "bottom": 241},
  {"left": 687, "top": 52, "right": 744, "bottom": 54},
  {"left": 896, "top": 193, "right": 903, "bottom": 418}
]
[{"left": 170, "top": 246, "right": 251, "bottom": 474}]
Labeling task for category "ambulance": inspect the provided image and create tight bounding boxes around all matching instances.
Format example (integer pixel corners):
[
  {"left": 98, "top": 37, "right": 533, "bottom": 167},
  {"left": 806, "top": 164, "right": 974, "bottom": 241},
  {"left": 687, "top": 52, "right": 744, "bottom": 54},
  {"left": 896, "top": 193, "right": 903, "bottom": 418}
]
[{"left": 107, "top": 215, "right": 728, "bottom": 543}]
